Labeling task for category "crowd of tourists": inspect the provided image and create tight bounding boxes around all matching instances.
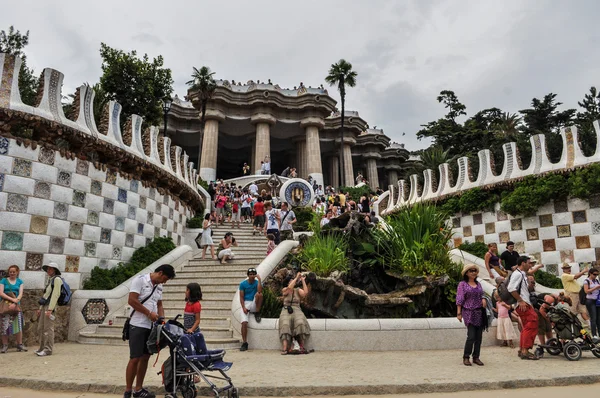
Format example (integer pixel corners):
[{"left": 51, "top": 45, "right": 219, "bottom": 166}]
[{"left": 458, "top": 240, "right": 600, "bottom": 366}]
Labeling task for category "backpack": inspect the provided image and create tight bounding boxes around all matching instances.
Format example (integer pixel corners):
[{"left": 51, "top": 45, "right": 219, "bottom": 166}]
[
  {"left": 497, "top": 271, "right": 524, "bottom": 305},
  {"left": 52, "top": 277, "right": 72, "bottom": 306},
  {"left": 579, "top": 279, "right": 589, "bottom": 305}
]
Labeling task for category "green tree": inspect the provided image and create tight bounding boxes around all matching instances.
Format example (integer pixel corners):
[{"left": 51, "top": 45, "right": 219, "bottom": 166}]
[
  {"left": 98, "top": 43, "right": 173, "bottom": 126},
  {"left": 0, "top": 26, "right": 38, "bottom": 106},
  {"left": 576, "top": 86, "right": 600, "bottom": 156},
  {"left": 325, "top": 59, "right": 357, "bottom": 187},
  {"left": 495, "top": 112, "right": 522, "bottom": 140},
  {"left": 186, "top": 66, "right": 217, "bottom": 164}
]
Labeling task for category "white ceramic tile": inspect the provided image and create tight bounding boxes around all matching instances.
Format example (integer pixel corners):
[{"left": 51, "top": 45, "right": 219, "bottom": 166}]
[
  {"left": 42, "top": 253, "right": 66, "bottom": 269},
  {"left": 116, "top": 175, "right": 130, "bottom": 190},
  {"left": 482, "top": 212, "right": 496, "bottom": 224},
  {"left": 153, "top": 214, "right": 162, "bottom": 227},
  {"left": 146, "top": 199, "right": 156, "bottom": 213},
  {"left": 553, "top": 212, "right": 572, "bottom": 226},
  {"left": 88, "top": 166, "right": 106, "bottom": 182},
  {"left": 78, "top": 256, "right": 98, "bottom": 273},
  {"left": 524, "top": 240, "right": 542, "bottom": 254},
  {"left": 67, "top": 205, "right": 88, "bottom": 223},
  {"left": 2, "top": 175, "right": 35, "bottom": 195},
  {"left": 538, "top": 226, "right": 557, "bottom": 240},
  {"left": 27, "top": 197, "right": 54, "bottom": 217},
  {"left": 82, "top": 225, "right": 101, "bottom": 241},
  {"left": 483, "top": 233, "right": 498, "bottom": 244},
  {"left": 522, "top": 216, "right": 539, "bottom": 229},
  {"left": 114, "top": 201, "right": 128, "bottom": 217},
  {"left": 143, "top": 225, "right": 154, "bottom": 238},
  {"left": 135, "top": 209, "right": 147, "bottom": 223},
  {"left": 22, "top": 233, "right": 50, "bottom": 252},
  {"left": 538, "top": 201, "right": 555, "bottom": 214},
  {"left": 121, "top": 247, "right": 136, "bottom": 261},
  {"left": 167, "top": 219, "right": 174, "bottom": 231},
  {"left": 159, "top": 228, "right": 167, "bottom": 237},
  {"left": 127, "top": 192, "right": 140, "bottom": 207},
  {"left": 555, "top": 237, "right": 576, "bottom": 251},
  {"left": 470, "top": 224, "right": 485, "bottom": 237},
  {"left": 590, "top": 234, "right": 600, "bottom": 248},
  {"left": 64, "top": 239, "right": 84, "bottom": 256},
  {"left": 541, "top": 251, "right": 561, "bottom": 264},
  {"left": 111, "top": 230, "right": 126, "bottom": 246},
  {"left": 124, "top": 218, "right": 137, "bottom": 234},
  {"left": 50, "top": 184, "right": 74, "bottom": 203},
  {"left": 494, "top": 220, "right": 511, "bottom": 233},
  {"left": 574, "top": 248, "right": 596, "bottom": 263},
  {"left": 102, "top": 183, "right": 118, "bottom": 200},
  {"left": 96, "top": 243, "right": 113, "bottom": 259},
  {"left": 568, "top": 198, "right": 589, "bottom": 212},
  {"left": 0, "top": 155, "right": 13, "bottom": 174},
  {"left": 53, "top": 155, "right": 76, "bottom": 172},
  {"left": 70, "top": 174, "right": 91, "bottom": 192},
  {"left": 7, "top": 141, "right": 39, "bottom": 160},
  {"left": 99, "top": 213, "right": 115, "bottom": 229},
  {"left": 0, "top": 192, "right": 6, "bottom": 211},
  {"left": 0, "top": 250, "right": 26, "bottom": 266},
  {"left": 0, "top": 212, "right": 31, "bottom": 232},
  {"left": 133, "top": 235, "right": 146, "bottom": 248},
  {"left": 47, "top": 218, "right": 70, "bottom": 237},
  {"left": 85, "top": 194, "right": 103, "bottom": 212},
  {"left": 588, "top": 208, "right": 600, "bottom": 223},
  {"left": 571, "top": 223, "right": 592, "bottom": 237},
  {"left": 30, "top": 162, "right": 58, "bottom": 184}
]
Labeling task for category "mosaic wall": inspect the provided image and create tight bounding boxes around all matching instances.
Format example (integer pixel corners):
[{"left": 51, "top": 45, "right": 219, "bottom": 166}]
[
  {"left": 450, "top": 197, "right": 600, "bottom": 274},
  {"left": 0, "top": 138, "right": 191, "bottom": 274}
]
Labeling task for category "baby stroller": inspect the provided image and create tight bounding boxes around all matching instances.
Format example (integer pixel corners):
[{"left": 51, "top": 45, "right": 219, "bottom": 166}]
[
  {"left": 538, "top": 306, "right": 600, "bottom": 361},
  {"left": 151, "top": 316, "right": 238, "bottom": 397}
]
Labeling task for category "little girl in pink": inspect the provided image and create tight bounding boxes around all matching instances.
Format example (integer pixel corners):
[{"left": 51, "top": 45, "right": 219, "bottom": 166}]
[
  {"left": 266, "top": 233, "right": 276, "bottom": 255},
  {"left": 494, "top": 292, "right": 516, "bottom": 348}
]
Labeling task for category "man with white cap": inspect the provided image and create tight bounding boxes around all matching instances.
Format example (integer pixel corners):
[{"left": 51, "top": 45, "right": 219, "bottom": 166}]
[{"left": 35, "top": 262, "right": 63, "bottom": 356}]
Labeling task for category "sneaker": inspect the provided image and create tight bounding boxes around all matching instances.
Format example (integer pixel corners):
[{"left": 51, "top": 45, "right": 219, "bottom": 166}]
[
  {"left": 240, "top": 342, "right": 248, "bottom": 351},
  {"left": 254, "top": 312, "right": 262, "bottom": 323},
  {"left": 133, "top": 388, "right": 155, "bottom": 398},
  {"left": 0, "top": 345, "right": 7, "bottom": 353},
  {"left": 16, "top": 344, "right": 27, "bottom": 352},
  {"left": 123, "top": 391, "right": 133, "bottom": 398},
  {"left": 36, "top": 351, "right": 50, "bottom": 356}
]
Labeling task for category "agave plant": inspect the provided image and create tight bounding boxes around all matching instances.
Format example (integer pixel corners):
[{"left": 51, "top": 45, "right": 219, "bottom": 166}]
[{"left": 298, "top": 234, "right": 349, "bottom": 277}]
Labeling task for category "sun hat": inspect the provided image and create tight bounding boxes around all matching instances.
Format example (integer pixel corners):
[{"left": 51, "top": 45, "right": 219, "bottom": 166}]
[
  {"left": 461, "top": 264, "right": 479, "bottom": 277},
  {"left": 561, "top": 263, "right": 572, "bottom": 269},
  {"left": 42, "top": 262, "right": 62, "bottom": 276}
]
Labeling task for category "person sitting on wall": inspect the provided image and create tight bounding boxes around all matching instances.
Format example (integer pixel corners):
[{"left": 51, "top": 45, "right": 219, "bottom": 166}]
[
  {"left": 239, "top": 268, "right": 263, "bottom": 351},
  {"left": 500, "top": 241, "right": 520, "bottom": 272},
  {"left": 281, "top": 166, "right": 291, "bottom": 177}
]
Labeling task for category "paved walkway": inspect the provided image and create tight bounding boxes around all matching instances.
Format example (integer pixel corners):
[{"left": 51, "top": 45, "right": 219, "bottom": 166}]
[{"left": 1, "top": 343, "right": 600, "bottom": 396}]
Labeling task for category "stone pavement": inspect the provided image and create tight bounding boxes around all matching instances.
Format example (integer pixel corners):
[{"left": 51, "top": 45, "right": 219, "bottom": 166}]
[{"left": 1, "top": 343, "right": 600, "bottom": 396}]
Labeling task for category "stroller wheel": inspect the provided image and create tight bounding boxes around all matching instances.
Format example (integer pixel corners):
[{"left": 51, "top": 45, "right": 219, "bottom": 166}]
[
  {"left": 592, "top": 348, "right": 600, "bottom": 358},
  {"left": 545, "top": 338, "right": 562, "bottom": 356},
  {"left": 231, "top": 387, "right": 239, "bottom": 398},
  {"left": 563, "top": 341, "right": 582, "bottom": 361}
]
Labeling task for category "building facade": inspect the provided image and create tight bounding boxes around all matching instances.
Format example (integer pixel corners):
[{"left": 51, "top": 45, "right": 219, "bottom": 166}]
[{"left": 166, "top": 80, "right": 411, "bottom": 189}]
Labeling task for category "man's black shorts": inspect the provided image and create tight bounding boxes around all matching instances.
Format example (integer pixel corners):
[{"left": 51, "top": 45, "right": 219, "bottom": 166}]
[
  {"left": 241, "top": 207, "right": 252, "bottom": 217},
  {"left": 129, "top": 324, "right": 152, "bottom": 358}
]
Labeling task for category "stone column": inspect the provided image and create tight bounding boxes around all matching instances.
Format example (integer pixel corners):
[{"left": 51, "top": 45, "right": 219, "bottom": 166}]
[
  {"left": 199, "top": 112, "right": 225, "bottom": 182},
  {"left": 366, "top": 157, "right": 379, "bottom": 190},
  {"left": 250, "top": 138, "right": 256, "bottom": 175},
  {"left": 330, "top": 156, "right": 339, "bottom": 188},
  {"left": 251, "top": 114, "right": 276, "bottom": 175},
  {"left": 301, "top": 117, "right": 325, "bottom": 187},
  {"left": 342, "top": 143, "right": 354, "bottom": 187},
  {"left": 388, "top": 169, "right": 399, "bottom": 187},
  {"left": 296, "top": 139, "right": 307, "bottom": 179}
]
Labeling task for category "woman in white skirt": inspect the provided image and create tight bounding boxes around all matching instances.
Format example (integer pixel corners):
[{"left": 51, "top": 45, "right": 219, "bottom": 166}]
[
  {"left": 494, "top": 292, "right": 516, "bottom": 348},
  {"left": 200, "top": 213, "right": 216, "bottom": 260},
  {"left": 218, "top": 232, "right": 238, "bottom": 264},
  {"left": 231, "top": 191, "right": 242, "bottom": 229}
]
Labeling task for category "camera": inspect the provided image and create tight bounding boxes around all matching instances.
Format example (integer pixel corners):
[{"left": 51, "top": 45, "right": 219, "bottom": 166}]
[{"left": 286, "top": 306, "right": 294, "bottom": 314}]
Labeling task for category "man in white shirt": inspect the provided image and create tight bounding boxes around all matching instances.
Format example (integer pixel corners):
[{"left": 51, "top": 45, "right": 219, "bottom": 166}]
[
  {"left": 249, "top": 182, "right": 259, "bottom": 196},
  {"left": 320, "top": 209, "right": 333, "bottom": 227},
  {"left": 241, "top": 189, "right": 252, "bottom": 223},
  {"left": 315, "top": 185, "right": 324, "bottom": 196},
  {"left": 124, "top": 264, "right": 175, "bottom": 398},
  {"left": 263, "top": 201, "right": 280, "bottom": 244},
  {"left": 264, "top": 157, "right": 271, "bottom": 175},
  {"left": 508, "top": 256, "right": 539, "bottom": 360},
  {"left": 279, "top": 202, "right": 296, "bottom": 241}
]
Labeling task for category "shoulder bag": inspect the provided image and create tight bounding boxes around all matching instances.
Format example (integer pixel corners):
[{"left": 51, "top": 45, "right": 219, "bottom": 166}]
[
  {"left": 122, "top": 284, "right": 158, "bottom": 341},
  {"left": 0, "top": 292, "right": 20, "bottom": 315}
]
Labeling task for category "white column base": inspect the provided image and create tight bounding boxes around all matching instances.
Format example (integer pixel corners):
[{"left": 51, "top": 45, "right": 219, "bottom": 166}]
[{"left": 199, "top": 167, "right": 216, "bottom": 183}]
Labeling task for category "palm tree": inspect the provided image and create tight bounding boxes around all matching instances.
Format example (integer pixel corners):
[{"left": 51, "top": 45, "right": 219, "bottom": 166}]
[
  {"left": 325, "top": 59, "right": 357, "bottom": 187},
  {"left": 187, "top": 66, "right": 217, "bottom": 166},
  {"left": 495, "top": 112, "right": 522, "bottom": 140}
]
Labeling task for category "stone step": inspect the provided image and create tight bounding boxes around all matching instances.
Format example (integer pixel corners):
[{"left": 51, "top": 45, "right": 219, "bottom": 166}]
[
  {"left": 110, "top": 314, "right": 232, "bottom": 327},
  {"left": 162, "top": 292, "right": 234, "bottom": 300},
  {"left": 164, "top": 307, "right": 231, "bottom": 316},
  {"left": 178, "top": 264, "right": 252, "bottom": 272},
  {"left": 188, "top": 257, "right": 265, "bottom": 264},
  {"left": 161, "top": 298, "right": 232, "bottom": 306},
  {"left": 171, "top": 277, "right": 244, "bottom": 284},
  {"left": 162, "top": 285, "right": 238, "bottom": 293},
  {"left": 163, "top": 281, "right": 240, "bottom": 288},
  {"left": 78, "top": 332, "right": 240, "bottom": 349},
  {"left": 95, "top": 324, "right": 233, "bottom": 339},
  {"left": 176, "top": 269, "right": 248, "bottom": 277}
]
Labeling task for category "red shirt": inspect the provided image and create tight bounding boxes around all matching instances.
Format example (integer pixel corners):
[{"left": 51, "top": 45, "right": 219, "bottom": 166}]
[
  {"left": 185, "top": 301, "right": 201, "bottom": 314},
  {"left": 253, "top": 202, "right": 265, "bottom": 216}
]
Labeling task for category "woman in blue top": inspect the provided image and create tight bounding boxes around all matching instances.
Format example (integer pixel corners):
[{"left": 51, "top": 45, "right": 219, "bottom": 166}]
[{"left": 0, "top": 265, "right": 26, "bottom": 353}]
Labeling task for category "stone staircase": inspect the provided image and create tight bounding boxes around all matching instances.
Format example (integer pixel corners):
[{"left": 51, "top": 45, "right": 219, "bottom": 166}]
[{"left": 79, "top": 222, "right": 268, "bottom": 349}]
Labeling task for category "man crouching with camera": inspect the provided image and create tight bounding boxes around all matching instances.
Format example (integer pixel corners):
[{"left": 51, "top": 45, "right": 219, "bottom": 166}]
[{"left": 239, "top": 268, "right": 263, "bottom": 351}]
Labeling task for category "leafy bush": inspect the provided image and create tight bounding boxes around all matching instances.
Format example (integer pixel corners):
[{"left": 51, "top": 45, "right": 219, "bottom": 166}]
[
  {"left": 458, "top": 241, "right": 489, "bottom": 259},
  {"left": 187, "top": 216, "right": 204, "bottom": 229},
  {"left": 459, "top": 188, "right": 499, "bottom": 213},
  {"left": 297, "top": 234, "right": 348, "bottom": 277},
  {"left": 83, "top": 237, "right": 176, "bottom": 290},
  {"left": 372, "top": 203, "right": 455, "bottom": 276},
  {"left": 501, "top": 174, "right": 568, "bottom": 216},
  {"left": 534, "top": 270, "right": 563, "bottom": 289},
  {"left": 568, "top": 163, "right": 600, "bottom": 199},
  {"left": 260, "top": 285, "right": 283, "bottom": 318},
  {"left": 339, "top": 185, "right": 372, "bottom": 201},
  {"left": 293, "top": 207, "right": 314, "bottom": 231}
]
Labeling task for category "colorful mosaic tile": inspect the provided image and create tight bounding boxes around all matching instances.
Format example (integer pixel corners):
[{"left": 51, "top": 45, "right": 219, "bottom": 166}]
[
  {"left": 103, "top": 198, "right": 114, "bottom": 214},
  {"left": 554, "top": 199, "right": 568, "bottom": 213},
  {"left": 542, "top": 239, "right": 556, "bottom": 252},
  {"left": 596, "top": 248, "right": 600, "bottom": 261},
  {"left": 125, "top": 234, "right": 134, "bottom": 247},
  {"left": 1, "top": 231, "right": 23, "bottom": 251},
  {"left": 147, "top": 211, "right": 154, "bottom": 224},
  {"left": 485, "top": 222, "right": 495, "bottom": 234},
  {"left": 162, "top": 216, "right": 167, "bottom": 229},
  {"left": 576, "top": 235, "right": 591, "bottom": 249},
  {"left": 139, "top": 196, "right": 146, "bottom": 209},
  {"left": 112, "top": 246, "right": 122, "bottom": 260},
  {"left": 511, "top": 218, "right": 522, "bottom": 231},
  {"left": 0, "top": 173, "right": 4, "bottom": 192},
  {"left": 138, "top": 223, "right": 144, "bottom": 234},
  {"left": 91, "top": 180, "right": 102, "bottom": 196},
  {"left": 573, "top": 210, "right": 587, "bottom": 223},
  {"left": 497, "top": 211, "right": 508, "bottom": 221},
  {"left": 87, "top": 210, "right": 99, "bottom": 226},
  {"left": 557, "top": 224, "right": 571, "bottom": 238},
  {"left": 72, "top": 190, "right": 86, "bottom": 207},
  {"left": 526, "top": 228, "right": 539, "bottom": 241},
  {"left": 177, "top": 235, "right": 181, "bottom": 246},
  {"left": 6, "top": 193, "right": 28, "bottom": 213},
  {"left": 30, "top": 216, "right": 48, "bottom": 234},
  {"left": 69, "top": 222, "right": 83, "bottom": 240},
  {"left": 0, "top": 137, "right": 9, "bottom": 155},
  {"left": 499, "top": 231, "right": 510, "bottom": 243},
  {"left": 149, "top": 187, "right": 155, "bottom": 200},
  {"left": 118, "top": 188, "right": 127, "bottom": 203},
  {"left": 155, "top": 201, "right": 161, "bottom": 213},
  {"left": 546, "top": 264, "right": 559, "bottom": 275},
  {"left": 25, "top": 252, "right": 43, "bottom": 270},
  {"left": 84, "top": 241, "right": 96, "bottom": 257},
  {"left": 146, "top": 238, "right": 152, "bottom": 246},
  {"left": 33, "top": 181, "right": 51, "bottom": 199},
  {"left": 81, "top": 299, "right": 108, "bottom": 325},
  {"left": 76, "top": 158, "right": 89, "bottom": 176},
  {"left": 561, "top": 249, "right": 574, "bottom": 263},
  {"left": 590, "top": 194, "right": 600, "bottom": 209},
  {"left": 106, "top": 171, "right": 117, "bottom": 184},
  {"left": 49, "top": 237, "right": 65, "bottom": 254},
  {"left": 57, "top": 171, "right": 71, "bottom": 187},
  {"left": 167, "top": 231, "right": 172, "bottom": 239},
  {"left": 473, "top": 213, "right": 483, "bottom": 225},
  {"left": 100, "top": 228, "right": 111, "bottom": 244},
  {"left": 66, "top": 255, "right": 80, "bottom": 272},
  {"left": 593, "top": 222, "right": 600, "bottom": 235},
  {"left": 514, "top": 241, "right": 525, "bottom": 254},
  {"left": 12, "top": 159, "right": 31, "bottom": 177},
  {"left": 539, "top": 214, "right": 553, "bottom": 228},
  {"left": 128, "top": 205, "right": 136, "bottom": 220},
  {"left": 475, "top": 235, "right": 484, "bottom": 243},
  {"left": 169, "top": 208, "right": 174, "bottom": 220},
  {"left": 38, "top": 147, "right": 55, "bottom": 165},
  {"left": 115, "top": 217, "right": 125, "bottom": 231},
  {"left": 154, "top": 226, "right": 160, "bottom": 237},
  {"left": 130, "top": 180, "right": 139, "bottom": 193},
  {"left": 98, "top": 259, "right": 109, "bottom": 269}
]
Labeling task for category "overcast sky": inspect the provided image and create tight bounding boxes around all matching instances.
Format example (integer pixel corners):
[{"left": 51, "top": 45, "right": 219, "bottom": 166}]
[{"left": 3, "top": 0, "right": 599, "bottom": 151}]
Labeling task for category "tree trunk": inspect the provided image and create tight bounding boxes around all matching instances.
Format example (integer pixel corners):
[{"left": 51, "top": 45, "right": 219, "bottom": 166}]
[
  {"left": 198, "top": 100, "right": 207, "bottom": 171},
  {"left": 339, "top": 79, "right": 346, "bottom": 189}
]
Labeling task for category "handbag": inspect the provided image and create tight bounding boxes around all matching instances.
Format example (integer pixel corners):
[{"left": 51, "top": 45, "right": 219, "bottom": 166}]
[
  {"left": 122, "top": 284, "right": 158, "bottom": 341},
  {"left": 0, "top": 292, "right": 20, "bottom": 315},
  {"left": 194, "top": 231, "right": 203, "bottom": 249}
]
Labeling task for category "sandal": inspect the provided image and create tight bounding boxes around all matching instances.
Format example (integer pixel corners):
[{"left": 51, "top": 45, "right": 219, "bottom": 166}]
[
  {"left": 521, "top": 352, "right": 539, "bottom": 360},
  {"left": 501, "top": 341, "right": 508, "bottom": 347},
  {"left": 509, "top": 342, "right": 515, "bottom": 349},
  {"left": 280, "top": 350, "right": 288, "bottom": 355}
]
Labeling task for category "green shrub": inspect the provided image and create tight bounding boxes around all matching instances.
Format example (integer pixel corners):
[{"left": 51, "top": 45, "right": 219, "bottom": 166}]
[
  {"left": 339, "top": 185, "right": 372, "bottom": 201},
  {"left": 568, "top": 163, "right": 600, "bottom": 199},
  {"left": 293, "top": 207, "right": 314, "bottom": 231},
  {"left": 458, "top": 241, "right": 489, "bottom": 259},
  {"left": 187, "top": 216, "right": 204, "bottom": 229},
  {"left": 260, "top": 286, "right": 283, "bottom": 318},
  {"left": 534, "top": 270, "right": 563, "bottom": 289},
  {"left": 439, "top": 196, "right": 460, "bottom": 215},
  {"left": 500, "top": 174, "right": 568, "bottom": 216},
  {"left": 297, "top": 234, "right": 348, "bottom": 277},
  {"left": 83, "top": 237, "right": 176, "bottom": 290},
  {"left": 459, "top": 188, "right": 499, "bottom": 213}
]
